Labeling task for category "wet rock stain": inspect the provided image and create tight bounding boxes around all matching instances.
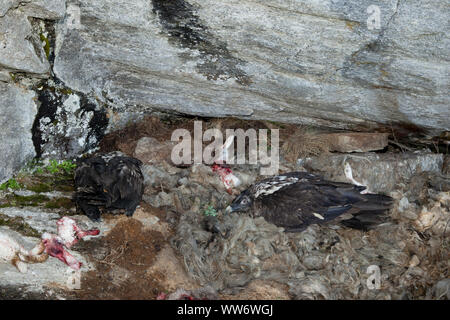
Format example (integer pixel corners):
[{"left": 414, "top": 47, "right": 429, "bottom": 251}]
[
  {"left": 151, "top": 0, "right": 251, "bottom": 85},
  {"left": 31, "top": 82, "right": 109, "bottom": 158}
]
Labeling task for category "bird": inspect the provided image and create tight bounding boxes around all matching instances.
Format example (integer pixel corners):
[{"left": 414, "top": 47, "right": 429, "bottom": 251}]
[
  {"left": 74, "top": 151, "right": 144, "bottom": 221},
  {"left": 225, "top": 171, "right": 393, "bottom": 232}
]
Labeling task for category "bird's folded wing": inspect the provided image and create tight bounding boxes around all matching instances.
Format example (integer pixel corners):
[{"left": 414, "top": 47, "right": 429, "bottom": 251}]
[{"left": 256, "top": 182, "right": 354, "bottom": 231}]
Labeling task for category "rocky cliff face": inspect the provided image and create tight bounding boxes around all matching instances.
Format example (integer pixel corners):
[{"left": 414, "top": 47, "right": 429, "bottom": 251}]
[
  {"left": 0, "top": 0, "right": 449, "bottom": 181},
  {"left": 54, "top": 0, "right": 449, "bottom": 131},
  {"left": 0, "top": 83, "right": 37, "bottom": 181}
]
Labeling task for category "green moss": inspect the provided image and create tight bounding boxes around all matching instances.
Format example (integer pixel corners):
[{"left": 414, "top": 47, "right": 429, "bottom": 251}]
[
  {"left": 44, "top": 197, "right": 74, "bottom": 209},
  {"left": 4, "top": 194, "right": 50, "bottom": 207},
  {"left": 0, "top": 179, "right": 22, "bottom": 191},
  {"left": 53, "top": 183, "right": 75, "bottom": 192},
  {"left": 3, "top": 159, "right": 76, "bottom": 207},
  {"left": 40, "top": 33, "right": 50, "bottom": 59},
  {"left": 42, "top": 159, "right": 77, "bottom": 175},
  {"left": 50, "top": 175, "right": 75, "bottom": 192},
  {"left": 28, "top": 174, "right": 75, "bottom": 192},
  {"left": 25, "top": 182, "right": 52, "bottom": 193},
  {"left": 0, "top": 192, "right": 75, "bottom": 211},
  {"left": 58, "top": 88, "right": 74, "bottom": 95},
  {"left": 0, "top": 214, "right": 41, "bottom": 238},
  {"left": 9, "top": 73, "right": 17, "bottom": 82}
]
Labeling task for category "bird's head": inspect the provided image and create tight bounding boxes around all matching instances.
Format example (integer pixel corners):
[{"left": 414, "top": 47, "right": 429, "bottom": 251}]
[{"left": 225, "top": 190, "right": 254, "bottom": 213}]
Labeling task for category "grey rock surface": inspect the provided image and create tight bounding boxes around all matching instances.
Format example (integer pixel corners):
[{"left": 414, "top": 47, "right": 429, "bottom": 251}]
[
  {"left": 0, "top": 83, "right": 37, "bottom": 183},
  {"left": 33, "top": 86, "right": 108, "bottom": 159},
  {"left": 432, "top": 278, "right": 450, "bottom": 300},
  {"left": 0, "top": 203, "right": 118, "bottom": 297},
  {"left": 0, "top": 205, "right": 110, "bottom": 238},
  {"left": 0, "top": 207, "right": 60, "bottom": 234},
  {"left": 54, "top": 0, "right": 449, "bottom": 133},
  {"left": 303, "top": 152, "right": 444, "bottom": 193},
  {"left": 0, "top": 10, "right": 50, "bottom": 76},
  {"left": 20, "top": 0, "right": 66, "bottom": 20},
  {"left": 0, "top": 0, "right": 65, "bottom": 19},
  {"left": 0, "top": 0, "right": 31, "bottom": 17},
  {"left": 323, "top": 132, "right": 389, "bottom": 152}
]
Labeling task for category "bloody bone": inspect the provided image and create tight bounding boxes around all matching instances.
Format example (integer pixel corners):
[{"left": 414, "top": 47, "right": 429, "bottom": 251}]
[{"left": 42, "top": 217, "right": 100, "bottom": 270}]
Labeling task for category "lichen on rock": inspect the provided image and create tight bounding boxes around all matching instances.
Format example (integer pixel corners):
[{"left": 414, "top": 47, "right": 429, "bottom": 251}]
[{"left": 32, "top": 82, "right": 108, "bottom": 159}]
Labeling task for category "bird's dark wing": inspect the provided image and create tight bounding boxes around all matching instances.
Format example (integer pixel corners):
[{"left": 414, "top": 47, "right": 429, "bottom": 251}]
[
  {"left": 74, "top": 157, "right": 108, "bottom": 203},
  {"left": 74, "top": 157, "right": 109, "bottom": 221},
  {"left": 251, "top": 173, "right": 391, "bottom": 232},
  {"left": 253, "top": 181, "right": 354, "bottom": 232},
  {"left": 106, "top": 157, "right": 144, "bottom": 214}
]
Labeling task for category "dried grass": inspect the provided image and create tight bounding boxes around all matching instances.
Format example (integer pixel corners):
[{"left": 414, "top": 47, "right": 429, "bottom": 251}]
[{"left": 281, "top": 128, "right": 330, "bottom": 162}]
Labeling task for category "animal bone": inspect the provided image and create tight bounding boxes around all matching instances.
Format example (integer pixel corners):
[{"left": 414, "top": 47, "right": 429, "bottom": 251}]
[
  {"left": 212, "top": 164, "right": 241, "bottom": 194},
  {"left": 344, "top": 162, "right": 369, "bottom": 194},
  {"left": 42, "top": 217, "right": 100, "bottom": 270},
  {"left": 56, "top": 217, "right": 100, "bottom": 248},
  {"left": 214, "top": 135, "right": 235, "bottom": 164},
  {"left": 42, "top": 232, "right": 82, "bottom": 270}
]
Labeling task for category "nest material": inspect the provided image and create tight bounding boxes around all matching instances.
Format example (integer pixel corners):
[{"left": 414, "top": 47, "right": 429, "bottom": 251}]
[
  {"left": 281, "top": 128, "right": 330, "bottom": 162},
  {"left": 99, "top": 116, "right": 449, "bottom": 300},
  {"left": 170, "top": 186, "right": 449, "bottom": 299}
]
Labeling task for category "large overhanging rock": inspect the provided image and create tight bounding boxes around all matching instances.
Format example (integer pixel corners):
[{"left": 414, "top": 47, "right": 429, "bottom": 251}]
[
  {"left": 53, "top": 0, "right": 449, "bottom": 133},
  {"left": 18, "top": 0, "right": 66, "bottom": 20},
  {"left": 0, "top": 0, "right": 65, "bottom": 20},
  {"left": 0, "top": 83, "right": 37, "bottom": 183},
  {"left": 0, "top": 0, "right": 30, "bottom": 17}
]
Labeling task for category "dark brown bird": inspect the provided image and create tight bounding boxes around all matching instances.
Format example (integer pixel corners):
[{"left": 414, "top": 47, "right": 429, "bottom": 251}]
[
  {"left": 226, "top": 171, "right": 393, "bottom": 232},
  {"left": 74, "top": 152, "right": 144, "bottom": 221}
]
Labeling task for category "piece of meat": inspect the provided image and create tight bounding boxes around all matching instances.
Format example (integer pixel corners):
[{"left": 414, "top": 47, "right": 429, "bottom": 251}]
[
  {"left": 42, "top": 217, "right": 100, "bottom": 270},
  {"left": 41, "top": 233, "right": 82, "bottom": 270},
  {"left": 56, "top": 217, "right": 100, "bottom": 248},
  {"left": 210, "top": 135, "right": 241, "bottom": 194},
  {"left": 212, "top": 163, "right": 241, "bottom": 194}
]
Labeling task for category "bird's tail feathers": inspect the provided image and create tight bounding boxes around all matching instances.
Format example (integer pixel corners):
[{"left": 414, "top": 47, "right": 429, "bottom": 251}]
[{"left": 340, "top": 192, "right": 393, "bottom": 231}]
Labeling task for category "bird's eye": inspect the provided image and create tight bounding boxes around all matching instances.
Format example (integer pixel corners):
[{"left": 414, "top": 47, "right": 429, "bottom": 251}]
[{"left": 241, "top": 198, "right": 248, "bottom": 204}]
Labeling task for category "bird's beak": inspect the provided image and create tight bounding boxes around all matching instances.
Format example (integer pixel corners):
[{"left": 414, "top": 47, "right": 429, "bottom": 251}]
[{"left": 225, "top": 205, "right": 233, "bottom": 214}]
